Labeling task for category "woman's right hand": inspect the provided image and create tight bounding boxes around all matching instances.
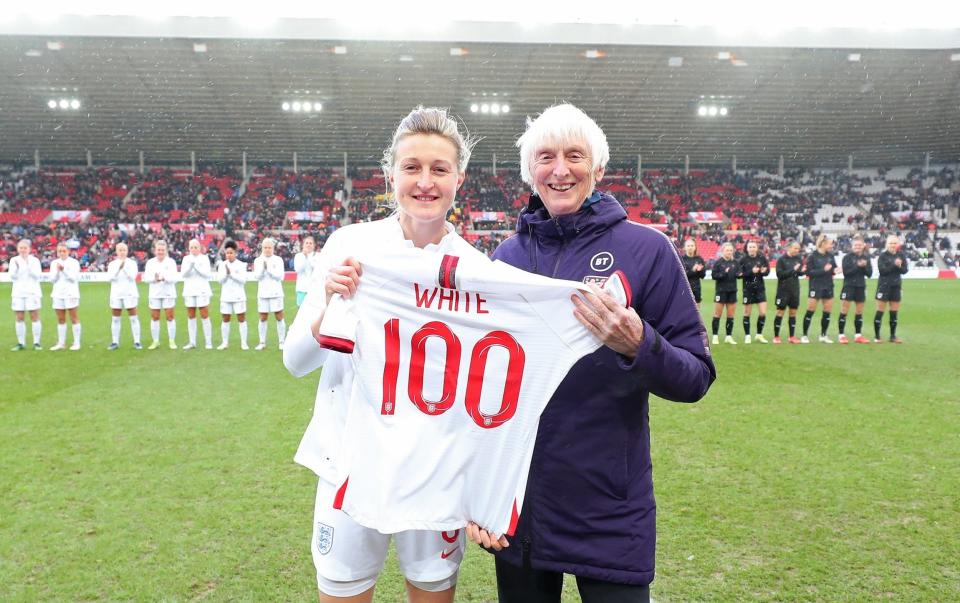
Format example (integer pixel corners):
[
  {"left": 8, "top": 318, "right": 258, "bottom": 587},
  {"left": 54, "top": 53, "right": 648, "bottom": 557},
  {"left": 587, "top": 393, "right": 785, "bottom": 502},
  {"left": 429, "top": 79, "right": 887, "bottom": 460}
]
[{"left": 325, "top": 257, "right": 363, "bottom": 305}]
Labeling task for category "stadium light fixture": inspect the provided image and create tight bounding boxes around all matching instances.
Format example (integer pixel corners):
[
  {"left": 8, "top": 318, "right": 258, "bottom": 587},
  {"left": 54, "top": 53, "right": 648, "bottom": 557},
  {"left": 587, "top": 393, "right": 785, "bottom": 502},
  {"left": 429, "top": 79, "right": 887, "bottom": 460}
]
[
  {"left": 58, "top": 99, "right": 69, "bottom": 109},
  {"left": 717, "top": 51, "right": 731, "bottom": 60},
  {"left": 470, "top": 103, "right": 479, "bottom": 113},
  {"left": 281, "top": 102, "right": 290, "bottom": 111},
  {"left": 193, "top": 43, "right": 207, "bottom": 53},
  {"left": 450, "top": 47, "right": 468, "bottom": 57},
  {"left": 697, "top": 106, "right": 707, "bottom": 117},
  {"left": 70, "top": 99, "right": 80, "bottom": 109},
  {"left": 313, "top": 102, "right": 323, "bottom": 111},
  {"left": 490, "top": 103, "right": 501, "bottom": 114},
  {"left": 502, "top": 104, "right": 510, "bottom": 113},
  {"left": 333, "top": 45, "right": 347, "bottom": 55},
  {"left": 292, "top": 101, "right": 302, "bottom": 112},
  {"left": 302, "top": 102, "right": 311, "bottom": 112},
  {"left": 481, "top": 104, "right": 489, "bottom": 113},
  {"left": 47, "top": 99, "right": 57, "bottom": 109},
  {"left": 848, "top": 53, "right": 861, "bottom": 62},
  {"left": 719, "top": 106, "right": 728, "bottom": 116},
  {"left": 708, "top": 106, "right": 718, "bottom": 116},
  {"left": 668, "top": 56, "right": 683, "bottom": 67}
]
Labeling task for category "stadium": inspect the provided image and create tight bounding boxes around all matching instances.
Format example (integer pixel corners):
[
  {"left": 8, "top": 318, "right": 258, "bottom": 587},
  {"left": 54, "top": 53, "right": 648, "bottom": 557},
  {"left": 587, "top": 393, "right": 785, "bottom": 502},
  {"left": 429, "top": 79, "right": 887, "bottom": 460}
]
[{"left": 1, "top": 4, "right": 958, "bottom": 601}]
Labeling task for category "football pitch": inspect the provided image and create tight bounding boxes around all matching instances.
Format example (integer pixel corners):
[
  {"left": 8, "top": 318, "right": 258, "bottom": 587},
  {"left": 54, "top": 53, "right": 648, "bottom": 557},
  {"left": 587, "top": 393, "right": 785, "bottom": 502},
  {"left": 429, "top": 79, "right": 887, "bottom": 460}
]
[{"left": 1, "top": 280, "right": 957, "bottom": 602}]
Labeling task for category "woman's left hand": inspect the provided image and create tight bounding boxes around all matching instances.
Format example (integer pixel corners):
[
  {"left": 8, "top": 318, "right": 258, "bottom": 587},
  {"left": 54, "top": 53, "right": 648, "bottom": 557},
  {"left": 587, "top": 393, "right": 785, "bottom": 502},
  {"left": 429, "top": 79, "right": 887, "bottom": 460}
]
[{"left": 572, "top": 284, "right": 645, "bottom": 359}]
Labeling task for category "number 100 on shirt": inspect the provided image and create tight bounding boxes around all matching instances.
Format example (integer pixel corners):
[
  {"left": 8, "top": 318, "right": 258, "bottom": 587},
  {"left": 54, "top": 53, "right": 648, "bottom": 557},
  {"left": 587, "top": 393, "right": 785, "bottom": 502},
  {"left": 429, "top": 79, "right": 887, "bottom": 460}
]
[{"left": 381, "top": 318, "right": 525, "bottom": 429}]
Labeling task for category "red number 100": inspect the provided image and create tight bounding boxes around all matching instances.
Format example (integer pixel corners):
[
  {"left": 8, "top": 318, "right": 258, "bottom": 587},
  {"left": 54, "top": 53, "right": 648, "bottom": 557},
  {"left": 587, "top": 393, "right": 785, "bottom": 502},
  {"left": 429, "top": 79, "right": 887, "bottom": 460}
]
[{"left": 381, "top": 319, "right": 526, "bottom": 429}]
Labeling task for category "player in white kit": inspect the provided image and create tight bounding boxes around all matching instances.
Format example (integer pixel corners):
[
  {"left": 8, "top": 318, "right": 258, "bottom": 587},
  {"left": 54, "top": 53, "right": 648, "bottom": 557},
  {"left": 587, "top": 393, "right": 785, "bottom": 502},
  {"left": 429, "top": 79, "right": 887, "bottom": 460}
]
[
  {"left": 181, "top": 238, "right": 214, "bottom": 350},
  {"left": 283, "top": 107, "right": 480, "bottom": 602},
  {"left": 143, "top": 240, "right": 179, "bottom": 350},
  {"left": 9, "top": 238, "right": 43, "bottom": 351},
  {"left": 106, "top": 242, "right": 142, "bottom": 350},
  {"left": 252, "top": 237, "right": 286, "bottom": 351},
  {"left": 216, "top": 239, "right": 249, "bottom": 350},
  {"left": 294, "top": 235, "right": 317, "bottom": 307},
  {"left": 47, "top": 242, "right": 82, "bottom": 351}
]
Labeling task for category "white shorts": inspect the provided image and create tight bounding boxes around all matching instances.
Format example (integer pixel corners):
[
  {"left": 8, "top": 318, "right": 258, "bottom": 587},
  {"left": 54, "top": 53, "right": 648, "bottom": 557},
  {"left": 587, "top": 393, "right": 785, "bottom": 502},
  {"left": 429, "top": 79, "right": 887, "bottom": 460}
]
[
  {"left": 11, "top": 296, "right": 41, "bottom": 312},
  {"left": 220, "top": 300, "right": 247, "bottom": 315},
  {"left": 257, "top": 297, "right": 284, "bottom": 313},
  {"left": 311, "top": 479, "right": 464, "bottom": 588},
  {"left": 52, "top": 297, "right": 80, "bottom": 310},
  {"left": 148, "top": 297, "right": 176, "bottom": 310},
  {"left": 183, "top": 294, "right": 211, "bottom": 308},
  {"left": 110, "top": 296, "right": 140, "bottom": 310}
]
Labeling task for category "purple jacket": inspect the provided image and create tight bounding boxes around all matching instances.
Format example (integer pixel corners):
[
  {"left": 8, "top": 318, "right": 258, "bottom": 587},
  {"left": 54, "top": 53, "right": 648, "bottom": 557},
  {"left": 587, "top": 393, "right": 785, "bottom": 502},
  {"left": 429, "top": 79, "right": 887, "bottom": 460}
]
[{"left": 490, "top": 192, "right": 716, "bottom": 585}]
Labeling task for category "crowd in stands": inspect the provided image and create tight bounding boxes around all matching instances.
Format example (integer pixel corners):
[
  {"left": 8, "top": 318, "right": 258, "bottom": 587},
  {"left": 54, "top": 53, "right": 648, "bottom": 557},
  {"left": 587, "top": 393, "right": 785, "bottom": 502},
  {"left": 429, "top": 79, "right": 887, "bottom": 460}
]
[{"left": 2, "top": 164, "right": 958, "bottom": 272}]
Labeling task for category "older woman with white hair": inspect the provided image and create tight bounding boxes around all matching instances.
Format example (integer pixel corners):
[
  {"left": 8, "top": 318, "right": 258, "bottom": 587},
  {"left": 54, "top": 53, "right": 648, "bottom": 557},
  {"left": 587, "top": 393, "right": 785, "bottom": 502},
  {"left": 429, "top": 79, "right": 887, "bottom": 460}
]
[{"left": 467, "top": 103, "right": 716, "bottom": 602}]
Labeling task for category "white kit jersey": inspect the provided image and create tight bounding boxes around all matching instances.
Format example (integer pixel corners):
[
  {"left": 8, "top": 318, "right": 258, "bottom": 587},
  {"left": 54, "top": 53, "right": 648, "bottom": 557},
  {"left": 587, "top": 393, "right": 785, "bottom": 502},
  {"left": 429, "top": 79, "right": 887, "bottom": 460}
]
[
  {"left": 285, "top": 217, "right": 486, "bottom": 486},
  {"left": 9, "top": 255, "right": 43, "bottom": 298},
  {"left": 48, "top": 256, "right": 81, "bottom": 299},
  {"left": 253, "top": 255, "right": 285, "bottom": 299},
  {"left": 294, "top": 251, "right": 317, "bottom": 293},
  {"left": 180, "top": 254, "right": 213, "bottom": 297},
  {"left": 143, "top": 256, "right": 179, "bottom": 299},
  {"left": 217, "top": 259, "right": 248, "bottom": 302},
  {"left": 107, "top": 258, "right": 140, "bottom": 299},
  {"left": 317, "top": 249, "right": 627, "bottom": 536}
]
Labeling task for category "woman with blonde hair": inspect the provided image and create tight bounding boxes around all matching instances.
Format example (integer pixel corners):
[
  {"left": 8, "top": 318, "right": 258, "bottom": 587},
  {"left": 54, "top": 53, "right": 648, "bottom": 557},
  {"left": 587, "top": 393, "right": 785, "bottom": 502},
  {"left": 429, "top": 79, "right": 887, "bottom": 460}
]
[
  {"left": 284, "top": 106, "right": 485, "bottom": 603},
  {"left": 801, "top": 234, "right": 837, "bottom": 343}
]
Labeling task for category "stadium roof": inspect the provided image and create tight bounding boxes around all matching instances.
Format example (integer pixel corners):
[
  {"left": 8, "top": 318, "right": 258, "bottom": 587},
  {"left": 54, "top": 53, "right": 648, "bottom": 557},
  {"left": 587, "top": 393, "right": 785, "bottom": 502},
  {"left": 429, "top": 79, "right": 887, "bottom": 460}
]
[{"left": 0, "top": 18, "right": 958, "bottom": 169}]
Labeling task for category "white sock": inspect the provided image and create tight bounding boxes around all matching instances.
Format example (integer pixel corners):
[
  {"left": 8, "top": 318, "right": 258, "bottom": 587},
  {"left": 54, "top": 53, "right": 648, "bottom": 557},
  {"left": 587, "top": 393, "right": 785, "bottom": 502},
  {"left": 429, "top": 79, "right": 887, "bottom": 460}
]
[
  {"left": 239, "top": 321, "right": 248, "bottom": 345},
  {"left": 57, "top": 323, "right": 67, "bottom": 345},
  {"left": 72, "top": 323, "right": 81, "bottom": 345},
  {"left": 166, "top": 319, "right": 176, "bottom": 342},
  {"left": 277, "top": 319, "right": 286, "bottom": 344},
  {"left": 151, "top": 319, "right": 160, "bottom": 342},
  {"left": 111, "top": 316, "right": 121, "bottom": 344},
  {"left": 259, "top": 320, "right": 267, "bottom": 344},
  {"left": 187, "top": 318, "right": 197, "bottom": 346},
  {"left": 202, "top": 318, "right": 212, "bottom": 346},
  {"left": 15, "top": 320, "right": 26, "bottom": 345},
  {"left": 130, "top": 316, "right": 141, "bottom": 344},
  {"left": 221, "top": 321, "right": 230, "bottom": 345},
  {"left": 32, "top": 321, "right": 41, "bottom": 345}
]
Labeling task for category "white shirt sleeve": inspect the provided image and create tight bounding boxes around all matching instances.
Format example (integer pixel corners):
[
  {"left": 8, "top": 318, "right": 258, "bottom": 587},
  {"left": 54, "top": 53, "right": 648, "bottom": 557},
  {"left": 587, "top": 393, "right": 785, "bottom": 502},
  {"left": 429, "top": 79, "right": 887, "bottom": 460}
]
[
  {"left": 283, "top": 235, "right": 342, "bottom": 377},
  {"left": 269, "top": 256, "right": 285, "bottom": 280},
  {"left": 64, "top": 259, "right": 80, "bottom": 283},
  {"left": 195, "top": 256, "right": 212, "bottom": 280}
]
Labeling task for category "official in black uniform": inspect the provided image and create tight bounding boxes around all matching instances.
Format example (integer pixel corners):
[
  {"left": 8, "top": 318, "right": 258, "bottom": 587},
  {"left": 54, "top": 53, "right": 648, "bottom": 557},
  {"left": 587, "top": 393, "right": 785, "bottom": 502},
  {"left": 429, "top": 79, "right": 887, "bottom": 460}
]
[
  {"left": 738, "top": 240, "right": 770, "bottom": 344},
  {"left": 802, "top": 234, "right": 838, "bottom": 343},
  {"left": 838, "top": 234, "right": 873, "bottom": 344},
  {"left": 874, "top": 234, "right": 909, "bottom": 343},
  {"left": 681, "top": 239, "right": 707, "bottom": 308},
  {"left": 773, "top": 240, "right": 804, "bottom": 343},
  {"left": 710, "top": 242, "right": 740, "bottom": 345}
]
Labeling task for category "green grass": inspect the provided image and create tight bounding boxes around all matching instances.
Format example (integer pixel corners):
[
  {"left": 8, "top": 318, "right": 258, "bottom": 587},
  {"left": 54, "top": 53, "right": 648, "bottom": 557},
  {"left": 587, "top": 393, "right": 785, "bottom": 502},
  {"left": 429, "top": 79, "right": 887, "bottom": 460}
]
[{"left": 1, "top": 279, "right": 957, "bottom": 602}]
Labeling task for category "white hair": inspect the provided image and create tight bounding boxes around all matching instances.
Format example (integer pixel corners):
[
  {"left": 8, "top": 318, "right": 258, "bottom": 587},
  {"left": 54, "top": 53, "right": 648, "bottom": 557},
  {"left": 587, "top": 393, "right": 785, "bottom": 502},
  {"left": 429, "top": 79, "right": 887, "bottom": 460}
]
[
  {"left": 516, "top": 103, "right": 610, "bottom": 195},
  {"left": 261, "top": 237, "right": 276, "bottom": 248}
]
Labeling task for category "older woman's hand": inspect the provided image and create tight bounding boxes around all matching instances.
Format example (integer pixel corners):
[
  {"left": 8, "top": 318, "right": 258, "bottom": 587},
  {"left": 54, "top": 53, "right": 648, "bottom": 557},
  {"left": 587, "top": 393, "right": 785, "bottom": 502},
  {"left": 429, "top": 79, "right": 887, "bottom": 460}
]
[
  {"left": 572, "top": 284, "right": 645, "bottom": 359},
  {"left": 466, "top": 522, "right": 510, "bottom": 551}
]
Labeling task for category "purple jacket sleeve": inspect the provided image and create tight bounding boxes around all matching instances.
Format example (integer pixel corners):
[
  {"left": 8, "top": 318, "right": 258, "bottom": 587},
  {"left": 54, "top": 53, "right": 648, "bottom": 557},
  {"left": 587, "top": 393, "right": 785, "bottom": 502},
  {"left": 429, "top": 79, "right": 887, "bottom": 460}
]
[{"left": 616, "top": 237, "right": 716, "bottom": 402}]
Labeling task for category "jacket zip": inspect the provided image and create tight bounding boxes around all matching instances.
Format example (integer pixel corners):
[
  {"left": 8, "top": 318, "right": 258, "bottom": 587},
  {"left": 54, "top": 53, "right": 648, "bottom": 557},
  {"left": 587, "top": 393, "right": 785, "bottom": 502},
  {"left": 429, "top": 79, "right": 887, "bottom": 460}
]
[{"left": 551, "top": 218, "right": 567, "bottom": 278}]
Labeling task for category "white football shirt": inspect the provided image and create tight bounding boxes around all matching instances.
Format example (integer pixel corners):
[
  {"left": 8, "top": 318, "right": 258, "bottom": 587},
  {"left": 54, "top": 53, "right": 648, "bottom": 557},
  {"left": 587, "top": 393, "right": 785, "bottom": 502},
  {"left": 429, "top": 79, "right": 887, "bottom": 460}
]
[
  {"left": 317, "top": 248, "right": 622, "bottom": 536},
  {"left": 217, "top": 259, "right": 248, "bottom": 303},
  {"left": 253, "top": 255, "right": 285, "bottom": 299},
  {"left": 48, "top": 256, "right": 81, "bottom": 299},
  {"left": 107, "top": 258, "right": 140, "bottom": 299},
  {"left": 143, "top": 257, "right": 179, "bottom": 299},
  {"left": 180, "top": 254, "right": 213, "bottom": 297},
  {"left": 10, "top": 255, "right": 43, "bottom": 298}
]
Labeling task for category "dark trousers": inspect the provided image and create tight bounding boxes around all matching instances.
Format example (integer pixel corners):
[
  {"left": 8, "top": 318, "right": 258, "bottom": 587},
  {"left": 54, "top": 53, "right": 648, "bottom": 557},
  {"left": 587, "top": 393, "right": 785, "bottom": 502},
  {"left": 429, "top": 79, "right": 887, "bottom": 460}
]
[{"left": 496, "top": 557, "right": 651, "bottom": 603}]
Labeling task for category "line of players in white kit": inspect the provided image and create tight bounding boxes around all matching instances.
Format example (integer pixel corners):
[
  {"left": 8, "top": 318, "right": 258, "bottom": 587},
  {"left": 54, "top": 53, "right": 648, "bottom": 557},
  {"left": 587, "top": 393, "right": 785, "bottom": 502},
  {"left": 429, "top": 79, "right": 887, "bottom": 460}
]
[{"left": 6, "top": 235, "right": 320, "bottom": 352}]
